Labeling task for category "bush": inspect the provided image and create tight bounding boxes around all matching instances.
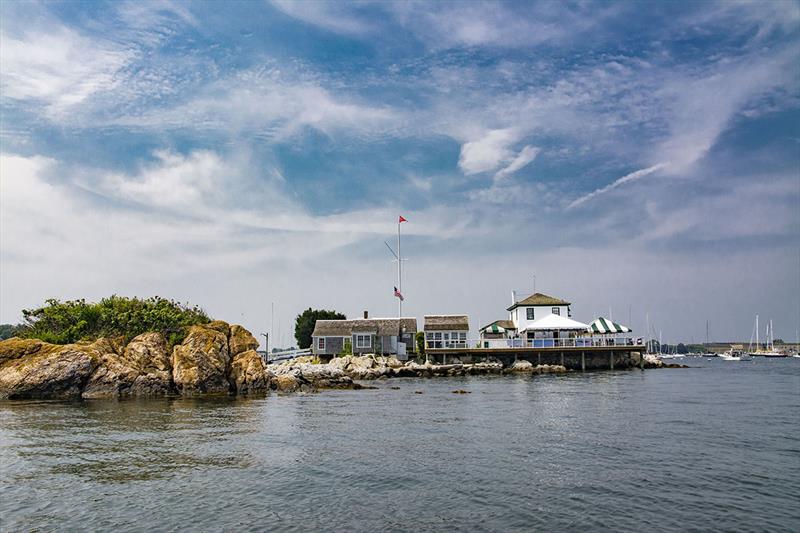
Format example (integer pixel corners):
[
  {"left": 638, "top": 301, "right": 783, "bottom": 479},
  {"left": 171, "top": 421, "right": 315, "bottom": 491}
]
[
  {"left": 415, "top": 331, "right": 425, "bottom": 355},
  {"left": 18, "top": 296, "right": 211, "bottom": 345}
]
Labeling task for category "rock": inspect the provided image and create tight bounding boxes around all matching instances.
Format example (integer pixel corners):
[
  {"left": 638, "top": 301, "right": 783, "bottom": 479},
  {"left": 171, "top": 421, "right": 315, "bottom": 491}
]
[
  {"left": 172, "top": 324, "right": 231, "bottom": 394},
  {"left": 83, "top": 333, "right": 173, "bottom": 398},
  {"left": 510, "top": 359, "right": 534, "bottom": 372},
  {"left": 0, "top": 339, "right": 100, "bottom": 399},
  {"left": 272, "top": 373, "right": 300, "bottom": 392},
  {"left": 229, "top": 325, "right": 259, "bottom": 357},
  {"left": 229, "top": 349, "right": 269, "bottom": 394},
  {"left": 451, "top": 389, "right": 471, "bottom": 394}
]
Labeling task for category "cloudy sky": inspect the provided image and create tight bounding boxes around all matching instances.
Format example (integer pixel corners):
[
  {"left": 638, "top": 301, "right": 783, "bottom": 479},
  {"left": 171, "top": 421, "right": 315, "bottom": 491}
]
[{"left": 1, "top": 0, "right": 798, "bottom": 345}]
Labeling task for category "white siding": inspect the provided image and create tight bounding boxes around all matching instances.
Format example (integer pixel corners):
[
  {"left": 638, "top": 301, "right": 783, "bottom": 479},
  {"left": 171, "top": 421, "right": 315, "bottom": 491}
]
[{"left": 511, "top": 305, "right": 569, "bottom": 331}]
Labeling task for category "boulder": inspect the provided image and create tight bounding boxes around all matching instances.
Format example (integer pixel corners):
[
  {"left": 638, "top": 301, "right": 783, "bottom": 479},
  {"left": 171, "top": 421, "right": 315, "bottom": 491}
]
[
  {"left": 229, "top": 349, "right": 269, "bottom": 394},
  {"left": 172, "top": 324, "right": 231, "bottom": 394},
  {"left": 83, "top": 333, "right": 173, "bottom": 398},
  {"left": 510, "top": 359, "right": 535, "bottom": 372},
  {"left": 272, "top": 373, "right": 301, "bottom": 392},
  {"left": 229, "top": 324, "right": 258, "bottom": 357},
  {"left": 0, "top": 340, "right": 100, "bottom": 399}
]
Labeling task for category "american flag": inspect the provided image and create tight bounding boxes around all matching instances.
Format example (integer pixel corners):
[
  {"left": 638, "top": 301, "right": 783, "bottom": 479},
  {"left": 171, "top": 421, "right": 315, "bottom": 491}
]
[{"left": 393, "top": 286, "right": 404, "bottom": 301}]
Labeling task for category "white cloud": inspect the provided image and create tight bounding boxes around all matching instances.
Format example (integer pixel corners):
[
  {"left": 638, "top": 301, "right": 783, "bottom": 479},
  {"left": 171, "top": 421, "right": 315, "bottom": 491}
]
[
  {"left": 493, "top": 145, "right": 540, "bottom": 181},
  {"left": 654, "top": 49, "right": 798, "bottom": 173},
  {"left": 269, "top": 0, "right": 373, "bottom": 35},
  {"left": 458, "top": 128, "right": 520, "bottom": 175},
  {"left": 0, "top": 26, "right": 130, "bottom": 116},
  {"left": 567, "top": 164, "right": 667, "bottom": 209}
]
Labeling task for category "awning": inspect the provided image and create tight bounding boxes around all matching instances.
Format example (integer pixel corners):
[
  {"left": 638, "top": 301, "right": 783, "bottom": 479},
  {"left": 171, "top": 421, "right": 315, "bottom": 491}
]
[
  {"left": 483, "top": 324, "right": 506, "bottom": 334},
  {"left": 522, "top": 314, "right": 590, "bottom": 331},
  {"left": 587, "top": 317, "right": 632, "bottom": 334}
]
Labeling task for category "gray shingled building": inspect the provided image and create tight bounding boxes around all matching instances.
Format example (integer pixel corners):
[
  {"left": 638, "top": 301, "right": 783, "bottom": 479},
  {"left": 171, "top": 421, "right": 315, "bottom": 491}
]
[{"left": 311, "top": 313, "right": 417, "bottom": 360}]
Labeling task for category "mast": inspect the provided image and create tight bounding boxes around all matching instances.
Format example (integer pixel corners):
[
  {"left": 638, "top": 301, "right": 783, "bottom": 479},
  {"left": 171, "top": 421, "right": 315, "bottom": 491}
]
[
  {"left": 756, "top": 314, "right": 759, "bottom": 351},
  {"left": 397, "top": 218, "right": 402, "bottom": 318}
]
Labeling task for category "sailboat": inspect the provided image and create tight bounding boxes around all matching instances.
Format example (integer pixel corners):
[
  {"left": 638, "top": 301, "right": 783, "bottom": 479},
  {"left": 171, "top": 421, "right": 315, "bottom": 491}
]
[{"left": 748, "top": 315, "right": 786, "bottom": 357}]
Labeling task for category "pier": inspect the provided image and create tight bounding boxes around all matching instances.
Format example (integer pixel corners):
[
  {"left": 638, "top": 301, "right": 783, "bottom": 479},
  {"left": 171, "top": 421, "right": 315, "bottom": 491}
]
[{"left": 426, "top": 342, "right": 646, "bottom": 370}]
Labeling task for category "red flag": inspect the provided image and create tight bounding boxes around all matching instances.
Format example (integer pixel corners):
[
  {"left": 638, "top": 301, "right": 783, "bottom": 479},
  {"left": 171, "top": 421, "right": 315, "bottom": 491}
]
[
  {"left": 394, "top": 286, "right": 404, "bottom": 301},
  {"left": 399, "top": 215, "right": 407, "bottom": 223}
]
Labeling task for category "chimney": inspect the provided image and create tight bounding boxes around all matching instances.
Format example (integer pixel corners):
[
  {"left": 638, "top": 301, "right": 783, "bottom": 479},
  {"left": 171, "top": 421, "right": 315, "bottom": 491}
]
[
  {"left": 511, "top": 290, "right": 517, "bottom": 305},
  {"left": 363, "top": 310, "right": 369, "bottom": 319}
]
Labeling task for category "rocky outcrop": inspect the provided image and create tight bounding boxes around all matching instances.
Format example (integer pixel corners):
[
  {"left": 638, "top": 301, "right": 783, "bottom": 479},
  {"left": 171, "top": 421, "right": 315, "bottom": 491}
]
[
  {"left": 0, "top": 339, "right": 101, "bottom": 399},
  {"left": 171, "top": 324, "right": 231, "bottom": 394},
  {"left": 83, "top": 334, "right": 172, "bottom": 398},
  {"left": 230, "top": 349, "right": 270, "bottom": 394},
  {"left": 0, "top": 322, "right": 280, "bottom": 399}
]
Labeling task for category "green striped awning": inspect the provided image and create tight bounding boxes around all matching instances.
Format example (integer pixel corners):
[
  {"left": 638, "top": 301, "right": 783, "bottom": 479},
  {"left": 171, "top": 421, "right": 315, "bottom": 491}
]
[
  {"left": 588, "top": 317, "right": 632, "bottom": 334},
  {"left": 484, "top": 324, "right": 506, "bottom": 334}
]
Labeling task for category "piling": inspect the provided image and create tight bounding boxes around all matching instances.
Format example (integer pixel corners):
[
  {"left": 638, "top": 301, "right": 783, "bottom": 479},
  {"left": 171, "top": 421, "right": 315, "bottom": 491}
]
[
  {"left": 610, "top": 351, "right": 614, "bottom": 370},
  {"left": 581, "top": 351, "right": 585, "bottom": 372},
  {"left": 560, "top": 352, "right": 564, "bottom": 367}
]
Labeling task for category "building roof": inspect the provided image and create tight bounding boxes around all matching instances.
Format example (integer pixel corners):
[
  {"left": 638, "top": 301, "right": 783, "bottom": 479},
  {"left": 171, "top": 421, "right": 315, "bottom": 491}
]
[
  {"left": 507, "top": 292, "right": 570, "bottom": 311},
  {"left": 587, "top": 317, "right": 632, "bottom": 334},
  {"left": 312, "top": 317, "right": 417, "bottom": 337},
  {"left": 480, "top": 319, "right": 516, "bottom": 332},
  {"left": 521, "top": 313, "right": 589, "bottom": 331},
  {"left": 423, "top": 315, "right": 470, "bottom": 331}
]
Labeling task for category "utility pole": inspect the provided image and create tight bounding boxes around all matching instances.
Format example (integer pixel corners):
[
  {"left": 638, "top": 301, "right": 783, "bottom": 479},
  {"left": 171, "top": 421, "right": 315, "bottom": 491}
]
[
  {"left": 261, "top": 333, "right": 269, "bottom": 363},
  {"left": 270, "top": 302, "right": 274, "bottom": 354}
]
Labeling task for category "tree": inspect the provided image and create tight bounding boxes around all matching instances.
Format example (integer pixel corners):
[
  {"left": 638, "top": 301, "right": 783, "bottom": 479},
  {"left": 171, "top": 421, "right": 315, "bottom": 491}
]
[
  {"left": 0, "top": 324, "right": 21, "bottom": 340},
  {"left": 294, "top": 308, "right": 346, "bottom": 349}
]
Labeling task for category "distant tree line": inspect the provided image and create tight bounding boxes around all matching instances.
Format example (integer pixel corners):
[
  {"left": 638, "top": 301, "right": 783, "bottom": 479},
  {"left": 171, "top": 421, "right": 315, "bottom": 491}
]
[{"left": 2, "top": 296, "right": 211, "bottom": 346}]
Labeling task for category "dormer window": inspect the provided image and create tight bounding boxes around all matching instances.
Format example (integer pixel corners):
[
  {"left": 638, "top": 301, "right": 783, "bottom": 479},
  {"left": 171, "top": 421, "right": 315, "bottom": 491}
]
[
  {"left": 526, "top": 308, "right": 535, "bottom": 320},
  {"left": 552, "top": 307, "right": 560, "bottom": 315}
]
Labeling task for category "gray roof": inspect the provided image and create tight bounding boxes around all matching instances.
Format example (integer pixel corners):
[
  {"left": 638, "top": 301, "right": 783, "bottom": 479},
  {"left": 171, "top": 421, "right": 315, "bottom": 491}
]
[
  {"left": 480, "top": 319, "right": 516, "bottom": 331},
  {"left": 507, "top": 292, "right": 570, "bottom": 311},
  {"left": 424, "top": 315, "right": 470, "bottom": 331},
  {"left": 312, "top": 317, "right": 417, "bottom": 337}
]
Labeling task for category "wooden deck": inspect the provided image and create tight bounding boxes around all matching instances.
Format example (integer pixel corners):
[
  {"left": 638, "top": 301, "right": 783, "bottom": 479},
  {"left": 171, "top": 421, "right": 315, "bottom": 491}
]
[{"left": 426, "top": 344, "right": 647, "bottom": 370}]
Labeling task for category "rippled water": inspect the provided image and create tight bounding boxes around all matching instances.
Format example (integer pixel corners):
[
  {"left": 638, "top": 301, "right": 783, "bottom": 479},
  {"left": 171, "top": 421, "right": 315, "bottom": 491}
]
[{"left": 1, "top": 358, "right": 799, "bottom": 531}]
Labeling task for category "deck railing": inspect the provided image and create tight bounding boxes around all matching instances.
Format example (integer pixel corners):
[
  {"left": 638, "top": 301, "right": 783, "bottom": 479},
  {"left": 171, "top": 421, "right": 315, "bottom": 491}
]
[{"left": 426, "top": 337, "right": 643, "bottom": 350}]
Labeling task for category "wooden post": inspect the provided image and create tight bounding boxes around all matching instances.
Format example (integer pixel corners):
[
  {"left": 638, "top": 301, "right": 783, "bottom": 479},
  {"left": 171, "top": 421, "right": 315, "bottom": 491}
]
[
  {"left": 610, "top": 351, "right": 614, "bottom": 370},
  {"left": 581, "top": 351, "right": 585, "bottom": 372},
  {"left": 640, "top": 351, "right": 644, "bottom": 370},
  {"left": 538, "top": 353, "right": 542, "bottom": 366},
  {"left": 560, "top": 352, "right": 564, "bottom": 367}
]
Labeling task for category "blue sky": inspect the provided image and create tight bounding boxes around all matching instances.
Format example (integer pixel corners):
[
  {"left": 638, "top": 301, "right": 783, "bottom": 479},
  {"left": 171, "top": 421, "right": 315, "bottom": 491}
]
[{"left": 1, "top": 0, "right": 799, "bottom": 345}]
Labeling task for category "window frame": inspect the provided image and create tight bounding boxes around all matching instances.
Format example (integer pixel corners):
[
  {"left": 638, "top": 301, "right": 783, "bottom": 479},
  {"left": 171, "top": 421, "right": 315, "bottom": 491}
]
[
  {"left": 526, "top": 308, "right": 535, "bottom": 320},
  {"left": 552, "top": 307, "right": 560, "bottom": 316},
  {"left": 317, "top": 337, "right": 326, "bottom": 351},
  {"left": 355, "top": 334, "right": 372, "bottom": 349}
]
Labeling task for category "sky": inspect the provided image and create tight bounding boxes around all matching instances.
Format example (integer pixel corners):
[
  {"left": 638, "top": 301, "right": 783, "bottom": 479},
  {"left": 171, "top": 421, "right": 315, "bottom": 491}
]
[{"left": 1, "top": 0, "right": 799, "bottom": 346}]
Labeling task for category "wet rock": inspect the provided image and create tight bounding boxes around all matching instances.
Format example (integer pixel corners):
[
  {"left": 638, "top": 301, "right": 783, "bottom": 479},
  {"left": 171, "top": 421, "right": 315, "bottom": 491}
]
[{"left": 451, "top": 389, "right": 471, "bottom": 394}]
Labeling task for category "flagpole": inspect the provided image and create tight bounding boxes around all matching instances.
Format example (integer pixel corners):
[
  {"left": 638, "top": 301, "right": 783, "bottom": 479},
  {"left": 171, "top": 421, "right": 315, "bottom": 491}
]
[{"left": 397, "top": 218, "right": 402, "bottom": 318}]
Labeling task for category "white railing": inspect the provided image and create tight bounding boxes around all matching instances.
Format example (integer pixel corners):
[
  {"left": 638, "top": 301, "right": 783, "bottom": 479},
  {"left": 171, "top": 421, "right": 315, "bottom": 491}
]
[
  {"left": 426, "top": 337, "right": 644, "bottom": 350},
  {"left": 264, "top": 348, "right": 312, "bottom": 363}
]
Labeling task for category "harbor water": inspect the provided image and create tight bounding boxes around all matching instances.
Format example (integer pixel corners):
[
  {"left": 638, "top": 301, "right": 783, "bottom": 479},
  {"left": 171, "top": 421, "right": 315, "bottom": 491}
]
[{"left": 1, "top": 358, "right": 799, "bottom": 531}]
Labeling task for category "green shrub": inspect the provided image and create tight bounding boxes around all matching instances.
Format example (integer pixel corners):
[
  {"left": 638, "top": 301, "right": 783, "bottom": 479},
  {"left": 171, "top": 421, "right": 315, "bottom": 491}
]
[{"left": 18, "top": 296, "right": 211, "bottom": 345}]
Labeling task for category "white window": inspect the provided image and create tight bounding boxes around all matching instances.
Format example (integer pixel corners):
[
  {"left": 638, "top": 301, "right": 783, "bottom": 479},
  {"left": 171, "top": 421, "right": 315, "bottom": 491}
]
[
  {"left": 355, "top": 334, "right": 371, "bottom": 348},
  {"left": 460, "top": 332, "right": 467, "bottom": 341},
  {"left": 317, "top": 337, "right": 325, "bottom": 351},
  {"left": 526, "top": 308, "right": 535, "bottom": 320},
  {"left": 552, "top": 307, "right": 560, "bottom": 315}
]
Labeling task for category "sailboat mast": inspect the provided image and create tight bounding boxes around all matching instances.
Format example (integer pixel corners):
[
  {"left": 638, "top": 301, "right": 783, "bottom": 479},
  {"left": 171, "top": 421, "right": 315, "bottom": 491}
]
[{"left": 756, "top": 314, "right": 759, "bottom": 351}]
